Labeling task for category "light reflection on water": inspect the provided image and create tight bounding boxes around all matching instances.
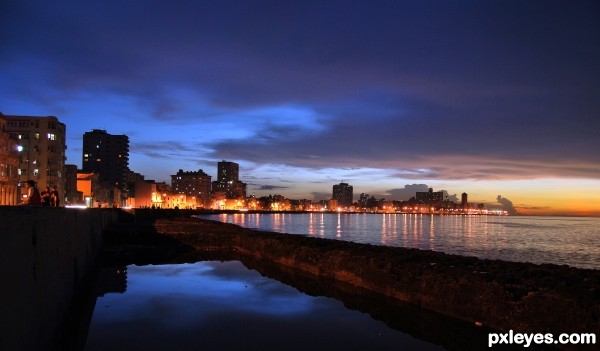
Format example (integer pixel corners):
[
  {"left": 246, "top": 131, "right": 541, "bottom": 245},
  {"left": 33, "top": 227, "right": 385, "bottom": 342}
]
[
  {"left": 202, "top": 214, "right": 600, "bottom": 270},
  {"left": 84, "top": 261, "right": 444, "bottom": 351}
]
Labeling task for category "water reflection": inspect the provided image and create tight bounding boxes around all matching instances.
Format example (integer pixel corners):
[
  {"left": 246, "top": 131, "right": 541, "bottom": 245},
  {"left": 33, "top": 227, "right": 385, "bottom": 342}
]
[
  {"left": 83, "top": 261, "right": 452, "bottom": 351},
  {"left": 64, "top": 253, "right": 515, "bottom": 351},
  {"left": 204, "top": 214, "right": 600, "bottom": 269}
]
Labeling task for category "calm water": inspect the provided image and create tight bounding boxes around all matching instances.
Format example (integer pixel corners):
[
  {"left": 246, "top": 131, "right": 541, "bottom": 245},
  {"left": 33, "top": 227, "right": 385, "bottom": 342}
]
[
  {"left": 201, "top": 213, "right": 600, "bottom": 270},
  {"left": 83, "top": 261, "right": 447, "bottom": 351}
]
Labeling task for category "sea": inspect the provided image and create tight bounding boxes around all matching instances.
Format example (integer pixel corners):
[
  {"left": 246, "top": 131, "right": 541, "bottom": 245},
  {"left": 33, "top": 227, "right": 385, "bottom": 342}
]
[{"left": 200, "top": 213, "right": 600, "bottom": 270}]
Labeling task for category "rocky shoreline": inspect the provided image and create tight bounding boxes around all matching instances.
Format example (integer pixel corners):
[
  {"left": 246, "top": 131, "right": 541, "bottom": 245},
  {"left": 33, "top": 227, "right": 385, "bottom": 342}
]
[{"left": 102, "top": 213, "right": 600, "bottom": 341}]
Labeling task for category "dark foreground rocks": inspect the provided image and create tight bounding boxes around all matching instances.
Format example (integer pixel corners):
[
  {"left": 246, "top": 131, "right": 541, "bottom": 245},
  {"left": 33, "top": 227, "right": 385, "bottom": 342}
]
[{"left": 103, "top": 215, "right": 600, "bottom": 340}]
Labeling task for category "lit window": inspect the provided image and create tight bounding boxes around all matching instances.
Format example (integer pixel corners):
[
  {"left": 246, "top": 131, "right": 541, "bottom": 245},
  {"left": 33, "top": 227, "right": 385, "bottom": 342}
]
[{"left": 47, "top": 133, "right": 56, "bottom": 140}]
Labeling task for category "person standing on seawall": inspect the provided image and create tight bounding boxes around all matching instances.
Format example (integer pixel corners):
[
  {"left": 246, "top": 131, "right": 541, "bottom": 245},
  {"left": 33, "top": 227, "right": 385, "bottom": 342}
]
[
  {"left": 19, "top": 180, "right": 42, "bottom": 206},
  {"left": 50, "top": 187, "right": 60, "bottom": 207},
  {"left": 41, "top": 186, "right": 51, "bottom": 206}
]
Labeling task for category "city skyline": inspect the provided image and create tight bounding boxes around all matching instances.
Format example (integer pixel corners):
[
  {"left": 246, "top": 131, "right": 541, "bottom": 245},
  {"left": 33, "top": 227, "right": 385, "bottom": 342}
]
[{"left": 2, "top": 1, "right": 599, "bottom": 216}]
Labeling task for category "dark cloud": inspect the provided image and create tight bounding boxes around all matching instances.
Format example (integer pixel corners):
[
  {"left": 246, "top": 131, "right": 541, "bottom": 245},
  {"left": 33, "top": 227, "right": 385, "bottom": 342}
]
[
  {"left": 497, "top": 195, "right": 518, "bottom": 215},
  {"left": 387, "top": 184, "right": 430, "bottom": 201},
  {"left": 132, "top": 141, "right": 201, "bottom": 160},
  {"left": 442, "top": 191, "right": 459, "bottom": 203},
  {"left": 255, "top": 185, "right": 290, "bottom": 191},
  {"left": 311, "top": 191, "right": 332, "bottom": 202},
  {"left": 206, "top": 99, "right": 600, "bottom": 180},
  {"left": 2, "top": 0, "right": 599, "bottom": 186}
]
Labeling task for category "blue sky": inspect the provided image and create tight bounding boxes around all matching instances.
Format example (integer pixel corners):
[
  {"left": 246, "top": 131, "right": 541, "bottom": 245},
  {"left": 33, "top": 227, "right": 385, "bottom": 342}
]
[{"left": 1, "top": 1, "right": 599, "bottom": 214}]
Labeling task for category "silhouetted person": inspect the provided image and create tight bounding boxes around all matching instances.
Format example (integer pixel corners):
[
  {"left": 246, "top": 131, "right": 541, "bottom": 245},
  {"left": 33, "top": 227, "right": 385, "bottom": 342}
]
[
  {"left": 41, "top": 186, "right": 51, "bottom": 206},
  {"left": 20, "top": 180, "right": 42, "bottom": 206},
  {"left": 50, "top": 187, "right": 60, "bottom": 207}
]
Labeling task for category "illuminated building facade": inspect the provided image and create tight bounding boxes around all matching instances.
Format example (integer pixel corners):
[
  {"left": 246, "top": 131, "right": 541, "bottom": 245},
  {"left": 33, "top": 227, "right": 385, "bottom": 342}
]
[
  {"left": 171, "top": 169, "right": 212, "bottom": 206},
  {"left": 0, "top": 115, "right": 20, "bottom": 205},
  {"left": 3, "top": 114, "right": 67, "bottom": 203},
  {"left": 333, "top": 182, "right": 353, "bottom": 207},
  {"left": 76, "top": 172, "right": 99, "bottom": 207},
  {"left": 82, "top": 129, "right": 129, "bottom": 189},
  {"left": 212, "top": 160, "right": 246, "bottom": 198}
]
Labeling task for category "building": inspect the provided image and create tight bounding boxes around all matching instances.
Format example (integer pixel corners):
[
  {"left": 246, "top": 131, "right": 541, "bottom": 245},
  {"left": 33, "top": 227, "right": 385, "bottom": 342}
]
[
  {"left": 212, "top": 160, "right": 246, "bottom": 198},
  {"left": 332, "top": 182, "right": 353, "bottom": 207},
  {"left": 327, "top": 198, "right": 339, "bottom": 211},
  {"left": 76, "top": 172, "right": 100, "bottom": 207},
  {"left": 358, "top": 193, "right": 370, "bottom": 208},
  {"left": 461, "top": 192, "right": 468, "bottom": 209},
  {"left": 76, "top": 170, "right": 124, "bottom": 207},
  {"left": 171, "top": 169, "right": 212, "bottom": 207},
  {"left": 82, "top": 129, "right": 129, "bottom": 189},
  {"left": 64, "top": 164, "right": 82, "bottom": 205},
  {"left": 3, "top": 114, "right": 67, "bottom": 203},
  {"left": 132, "top": 179, "right": 157, "bottom": 208},
  {"left": 217, "top": 160, "right": 239, "bottom": 183},
  {"left": 124, "top": 170, "right": 145, "bottom": 200},
  {"left": 416, "top": 188, "right": 444, "bottom": 205},
  {"left": 0, "top": 115, "right": 20, "bottom": 205}
]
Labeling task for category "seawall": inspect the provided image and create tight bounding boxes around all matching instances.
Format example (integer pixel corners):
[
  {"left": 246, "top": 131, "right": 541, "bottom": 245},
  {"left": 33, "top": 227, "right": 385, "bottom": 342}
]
[{"left": 0, "top": 207, "right": 120, "bottom": 351}]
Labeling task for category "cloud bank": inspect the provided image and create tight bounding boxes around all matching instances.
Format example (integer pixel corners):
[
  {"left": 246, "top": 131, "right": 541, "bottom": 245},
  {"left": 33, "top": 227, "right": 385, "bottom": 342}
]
[{"left": 1, "top": 0, "right": 599, "bottom": 193}]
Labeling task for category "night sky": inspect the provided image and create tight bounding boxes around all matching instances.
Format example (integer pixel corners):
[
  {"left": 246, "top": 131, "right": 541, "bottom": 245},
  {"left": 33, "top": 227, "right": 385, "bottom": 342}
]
[{"left": 2, "top": 1, "right": 599, "bottom": 215}]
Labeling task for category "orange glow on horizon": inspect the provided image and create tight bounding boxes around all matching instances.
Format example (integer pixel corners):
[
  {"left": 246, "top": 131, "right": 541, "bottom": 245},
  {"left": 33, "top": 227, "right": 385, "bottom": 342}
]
[{"left": 441, "top": 178, "right": 600, "bottom": 218}]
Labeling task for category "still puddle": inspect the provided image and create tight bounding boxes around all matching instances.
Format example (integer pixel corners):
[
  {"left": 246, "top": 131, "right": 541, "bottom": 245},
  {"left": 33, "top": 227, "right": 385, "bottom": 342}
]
[{"left": 83, "top": 261, "right": 445, "bottom": 351}]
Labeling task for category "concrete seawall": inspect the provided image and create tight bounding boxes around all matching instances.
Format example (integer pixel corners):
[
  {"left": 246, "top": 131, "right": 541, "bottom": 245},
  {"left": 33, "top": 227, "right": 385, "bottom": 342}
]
[{"left": 0, "top": 207, "right": 119, "bottom": 351}]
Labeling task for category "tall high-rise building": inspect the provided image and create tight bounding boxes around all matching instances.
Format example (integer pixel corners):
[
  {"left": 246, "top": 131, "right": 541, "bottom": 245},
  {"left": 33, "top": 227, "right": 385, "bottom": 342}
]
[
  {"left": 212, "top": 160, "right": 246, "bottom": 198},
  {"left": 217, "top": 160, "right": 239, "bottom": 184},
  {"left": 461, "top": 192, "right": 469, "bottom": 209},
  {"left": 333, "top": 182, "right": 353, "bottom": 207},
  {"left": 82, "top": 129, "right": 129, "bottom": 189},
  {"left": 3, "top": 114, "right": 67, "bottom": 202},
  {"left": 171, "top": 169, "right": 212, "bottom": 206}
]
